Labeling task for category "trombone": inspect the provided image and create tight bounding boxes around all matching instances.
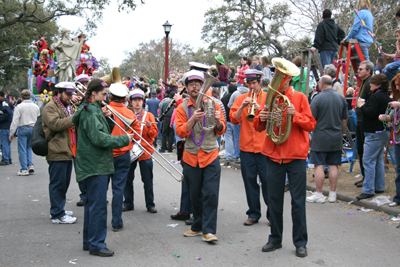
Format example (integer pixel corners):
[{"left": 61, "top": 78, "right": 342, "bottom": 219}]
[{"left": 73, "top": 83, "right": 184, "bottom": 182}]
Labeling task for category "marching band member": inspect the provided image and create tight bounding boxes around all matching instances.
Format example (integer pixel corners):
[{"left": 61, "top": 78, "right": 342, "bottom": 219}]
[
  {"left": 42, "top": 82, "right": 77, "bottom": 224},
  {"left": 72, "top": 78, "right": 134, "bottom": 257},
  {"left": 123, "top": 89, "right": 158, "bottom": 213},
  {"left": 230, "top": 69, "right": 269, "bottom": 226},
  {"left": 175, "top": 70, "right": 226, "bottom": 243},
  {"left": 73, "top": 73, "right": 89, "bottom": 207},
  {"left": 107, "top": 83, "right": 141, "bottom": 232},
  {"left": 253, "top": 58, "right": 316, "bottom": 257}
]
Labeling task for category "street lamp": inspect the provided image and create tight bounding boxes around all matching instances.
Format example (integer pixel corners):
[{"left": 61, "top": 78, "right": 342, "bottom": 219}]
[{"left": 163, "top": 21, "right": 172, "bottom": 82}]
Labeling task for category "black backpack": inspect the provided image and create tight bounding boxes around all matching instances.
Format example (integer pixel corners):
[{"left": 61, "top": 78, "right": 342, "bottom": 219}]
[{"left": 31, "top": 115, "right": 48, "bottom": 156}]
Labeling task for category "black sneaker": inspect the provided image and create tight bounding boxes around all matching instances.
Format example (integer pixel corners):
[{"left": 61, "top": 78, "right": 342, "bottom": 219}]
[
  {"left": 76, "top": 199, "right": 86, "bottom": 206},
  {"left": 147, "top": 207, "right": 157, "bottom": 213},
  {"left": 90, "top": 247, "right": 114, "bottom": 257},
  {"left": 122, "top": 206, "right": 134, "bottom": 212},
  {"left": 171, "top": 212, "right": 190, "bottom": 221},
  {"left": 295, "top": 246, "right": 308, "bottom": 257},
  {"left": 112, "top": 225, "right": 124, "bottom": 232},
  {"left": 185, "top": 216, "right": 194, "bottom": 225},
  {"left": 262, "top": 242, "right": 282, "bottom": 252},
  {"left": 0, "top": 161, "right": 9, "bottom": 165}
]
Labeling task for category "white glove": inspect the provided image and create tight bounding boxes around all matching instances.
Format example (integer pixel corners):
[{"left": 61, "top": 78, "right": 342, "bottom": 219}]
[
  {"left": 2, "top": 101, "right": 9, "bottom": 107},
  {"left": 0, "top": 110, "right": 3, "bottom": 114}
]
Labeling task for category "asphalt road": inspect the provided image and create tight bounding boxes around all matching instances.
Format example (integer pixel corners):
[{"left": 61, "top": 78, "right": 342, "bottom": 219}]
[{"left": 1, "top": 141, "right": 399, "bottom": 267}]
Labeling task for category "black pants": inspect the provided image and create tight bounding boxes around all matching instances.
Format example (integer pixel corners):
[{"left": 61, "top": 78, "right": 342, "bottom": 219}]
[
  {"left": 161, "top": 116, "right": 174, "bottom": 151},
  {"left": 266, "top": 158, "right": 307, "bottom": 247},
  {"left": 356, "top": 122, "right": 365, "bottom": 176}
]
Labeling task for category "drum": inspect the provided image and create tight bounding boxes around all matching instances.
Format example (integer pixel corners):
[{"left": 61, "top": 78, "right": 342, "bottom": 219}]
[{"left": 130, "top": 143, "right": 144, "bottom": 162}]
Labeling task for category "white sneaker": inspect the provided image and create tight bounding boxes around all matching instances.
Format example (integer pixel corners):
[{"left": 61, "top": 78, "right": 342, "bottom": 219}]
[
  {"left": 389, "top": 202, "right": 399, "bottom": 207},
  {"left": 328, "top": 191, "right": 337, "bottom": 203},
  {"left": 65, "top": 210, "right": 73, "bottom": 216},
  {"left": 28, "top": 165, "right": 34, "bottom": 173},
  {"left": 307, "top": 192, "right": 326, "bottom": 203},
  {"left": 17, "top": 170, "right": 29, "bottom": 176},
  {"left": 52, "top": 215, "right": 77, "bottom": 224}
]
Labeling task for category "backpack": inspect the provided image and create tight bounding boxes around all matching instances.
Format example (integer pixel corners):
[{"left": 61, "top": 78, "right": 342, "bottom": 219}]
[{"left": 31, "top": 115, "right": 48, "bottom": 156}]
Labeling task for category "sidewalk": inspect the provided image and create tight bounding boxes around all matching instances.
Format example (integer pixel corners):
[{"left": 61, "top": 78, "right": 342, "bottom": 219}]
[{"left": 219, "top": 157, "right": 400, "bottom": 216}]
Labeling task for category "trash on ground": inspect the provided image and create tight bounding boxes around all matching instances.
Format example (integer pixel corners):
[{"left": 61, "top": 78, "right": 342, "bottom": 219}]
[
  {"left": 227, "top": 242, "right": 233, "bottom": 244},
  {"left": 369, "top": 195, "right": 391, "bottom": 206},
  {"left": 196, "top": 257, "right": 201, "bottom": 260},
  {"left": 355, "top": 174, "right": 361, "bottom": 178},
  {"left": 348, "top": 201, "right": 354, "bottom": 204},
  {"left": 391, "top": 216, "right": 400, "bottom": 222},
  {"left": 167, "top": 224, "right": 179, "bottom": 228},
  {"left": 174, "top": 253, "right": 180, "bottom": 258},
  {"left": 69, "top": 259, "right": 77, "bottom": 264},
  {"left": 357, "top": 207, "right": 373, "bottom": 212},
  {"left": 347, "top": 212, "right": 356, "bottom": 215}
]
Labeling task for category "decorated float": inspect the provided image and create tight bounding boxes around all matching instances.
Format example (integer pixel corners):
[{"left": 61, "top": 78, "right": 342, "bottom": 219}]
[{"left": 27, "top": 29, "right": 98, "bottom": 105}]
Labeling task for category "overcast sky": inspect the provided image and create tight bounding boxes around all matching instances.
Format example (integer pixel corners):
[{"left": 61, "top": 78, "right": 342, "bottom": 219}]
[{"left": 59, "top": 0, "right": 213, "bottom": 67}]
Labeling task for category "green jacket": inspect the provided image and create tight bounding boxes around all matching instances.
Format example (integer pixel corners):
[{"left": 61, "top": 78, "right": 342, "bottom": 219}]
[
  {"left": 72, "top": 101, "right": 129, "bottom": 182},
  {"left": 292, "top": 68, "right": 308, "bottom": 95},
  {"left": 42, "top": 99, "right": 74, "bottom": 161}
]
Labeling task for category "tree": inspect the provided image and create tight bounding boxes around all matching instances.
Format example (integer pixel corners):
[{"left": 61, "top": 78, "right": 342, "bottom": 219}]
[
  {"left": 0, "top": 0, "right": 144, "bottom": 91},
  {"left": 119, "top": 39, "right": 195, "bottom": 81},
  {"left": 96, "top": 57, "right": 112, "bottom": 78},
  {"left": 202, "top": 0, "right": 292, "bottom": 58}
]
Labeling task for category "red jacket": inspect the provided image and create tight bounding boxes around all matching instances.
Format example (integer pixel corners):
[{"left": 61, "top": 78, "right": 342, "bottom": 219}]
[
  {"left": 237, "top": 65, "right": 249, "bottom": 84},
  {"left": 253, "top": 87, "right": 316, "bottom": 163}
]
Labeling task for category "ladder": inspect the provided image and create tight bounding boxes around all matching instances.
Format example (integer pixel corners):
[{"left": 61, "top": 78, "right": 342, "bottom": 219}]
[
  {"left": 299, "top": 49, "right": 324, "bottom": 96},
  {"left": 335, "top": 39, "right": 366, "bottom": 97}
]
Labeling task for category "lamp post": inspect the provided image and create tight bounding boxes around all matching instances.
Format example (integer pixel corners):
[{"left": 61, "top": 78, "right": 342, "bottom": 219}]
[{"left": 163, "top": 21, "right": 172, "bottom": 82}]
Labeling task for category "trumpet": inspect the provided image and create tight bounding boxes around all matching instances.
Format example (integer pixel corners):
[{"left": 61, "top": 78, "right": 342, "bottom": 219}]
[{"left": 246, "top": 89, "right": 257, "bottom": 122}]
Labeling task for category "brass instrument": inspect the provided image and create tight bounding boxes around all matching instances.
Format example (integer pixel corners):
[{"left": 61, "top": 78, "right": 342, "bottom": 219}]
[
  {"left": 71, "top": 81, "right": 87, "bottom": 112},
  {"left": 73, "top": 84, "right": 183, "bottom": 181},
  {"left": 196, "top": 72, "right": 217, "bottom": 131},
  {"left": 264, "top": 58, "right": 300, "bottom": 145},
  {"left": 101, "top": 67, "right": 122, "bottom": 85},
  {"left": 246, "top": 89, "right": 257, "bottom": 122}
]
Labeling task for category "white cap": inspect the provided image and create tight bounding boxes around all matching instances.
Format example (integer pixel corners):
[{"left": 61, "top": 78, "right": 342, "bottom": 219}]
[
  {"left": 55, "top": 82, "right": 75, "bottom": 94},
  {"left": 109, "top": 83, "right": 129, "bottom": 97},
  {"left": 128, "top": 89, "right": 145, "bottom": 99},
  {"left": 74, "top": 74, "right": 89, "bottom": 83},
  {"left": 182, "top": 70, "right": 204, "bottom": 85},
  {"left": 189, "top": 62, "right": 210, "bottom": 72}
]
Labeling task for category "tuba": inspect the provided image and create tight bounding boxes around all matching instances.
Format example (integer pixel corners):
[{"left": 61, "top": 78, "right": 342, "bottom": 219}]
[
  {"left": 264, "top": 58, "right": 300, "bottom": 145},
  {"left": 196, "top": 72, "right": 217, "bottom": 131},
  {"left": 101, "top": 67, "right": 122, "bottom": 86}
]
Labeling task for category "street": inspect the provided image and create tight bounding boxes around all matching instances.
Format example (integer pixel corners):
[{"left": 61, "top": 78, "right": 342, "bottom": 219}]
[{"left": 1, "top": 141, "right": 399, "bottom": 267}]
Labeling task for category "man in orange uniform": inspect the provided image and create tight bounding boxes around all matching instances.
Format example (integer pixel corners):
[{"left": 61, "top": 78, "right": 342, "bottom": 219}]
[
  {"left": 107, "top": 83, "right": 140, "bottom": 232},
  {"left": 123, "top": 89, "right": 158, "bottom": 213},
  {"left": 253, "top": 58, "right": 316, "bottom": 257},
  {"left": 175, "top": 70, "right": 226, "bottom": 243},
  {"left": 230, "top": 69, "right": 269, "bottom": 226}
]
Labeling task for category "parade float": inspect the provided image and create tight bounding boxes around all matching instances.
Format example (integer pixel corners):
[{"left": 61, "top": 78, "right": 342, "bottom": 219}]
[{"left": 27, "top": 29, "right": 98, "bottom": 106}]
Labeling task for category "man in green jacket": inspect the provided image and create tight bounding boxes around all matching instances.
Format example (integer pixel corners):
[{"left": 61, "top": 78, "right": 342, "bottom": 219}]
[{"left": 42, "top": 82, "right": 77, "bottom": 224}]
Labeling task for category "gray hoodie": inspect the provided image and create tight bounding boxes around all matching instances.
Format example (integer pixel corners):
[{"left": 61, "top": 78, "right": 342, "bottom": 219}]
[{"left": 228, "top": 86, "right": 249, "bottom": 108}]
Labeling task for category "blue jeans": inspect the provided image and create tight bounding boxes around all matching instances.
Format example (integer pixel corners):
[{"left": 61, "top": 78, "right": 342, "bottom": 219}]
[
  {"left": 109, "top": 152, "right": 130, "bottom": 227},
  {"left": 382, "top": 60, "right": 400, "bottom": 83},
  {"left": 351, "top": 41, "right": 371, "bottom": 66},
  {"left": 73, "top": 158, "right": 87, "bottom": 201},
  {"left": 83, "top": 175, "right": 108, "bottom": 252},
  {"left": 17, "top": 126, "right": 33, "bottom": 171},
  {"left": 393, "top": 143, "right": 400, "bottom": 204},
  {"left": 240, "top": 151, "right": 269, "bottom": 221},
  {"left": 48, "top": 160, "right": 72, "bottom": 219},
  {"left": 362, "top": 131, "right": 391, "bottom": 194},
  {"left": 319, "top": 50, "right": 337, "bottom": 68},
  {"left": 0, "top": 129, "right": 11, "bottom": 163},
  {"left": 233, "top": 123, "right": 241, "bottom": 159},
  {"left": 124, "top": 158, "right": 155, "bottom": 209},
  {"left": 224, "top": 122, "right": 235, "bottom": 161},
  {"left": 179, "top": 170, "right": 192, "bottom": 214}
]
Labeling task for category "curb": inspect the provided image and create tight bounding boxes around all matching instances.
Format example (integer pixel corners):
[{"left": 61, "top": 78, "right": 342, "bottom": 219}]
[
  {"left": 221, "top": 159, "right": 400, "bottom": 217},
  {"left": 306, "top": 185, "right": 400, "bottom": 216}
]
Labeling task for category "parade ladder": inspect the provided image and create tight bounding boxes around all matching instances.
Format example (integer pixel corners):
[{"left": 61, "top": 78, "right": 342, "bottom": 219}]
[
  {"left": 299, "top": 49, "right": 324, "bottom": 96},
  {"left": 336, "top": 39, "right": 365, "bottom": 172}
]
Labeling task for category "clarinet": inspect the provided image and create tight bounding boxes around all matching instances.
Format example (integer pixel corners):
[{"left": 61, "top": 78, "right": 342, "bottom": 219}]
[{"left": 158, "top": 87, "right": 186, "bottom": 122}]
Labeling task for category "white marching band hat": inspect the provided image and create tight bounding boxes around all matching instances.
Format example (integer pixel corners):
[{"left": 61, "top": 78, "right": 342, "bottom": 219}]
[
  {"left": 109, "top": 83, "right": 129, "bottom": 97},
  {"left": 55, "top": 82, "right": 75, "bottom": 94},
  {"left": 128, "top": 89, "right": 145, "bottom": 99},
  {"left": 182, "top": 70, "right": 204, "bottom": 85},
  {"left": 74, "top": 74, "right": 89, "bottom": 83}
]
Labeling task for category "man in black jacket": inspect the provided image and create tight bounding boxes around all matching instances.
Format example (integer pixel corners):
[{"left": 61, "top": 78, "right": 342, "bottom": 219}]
[{"left": 311, "top": 9, "right": 345, "bottom": 67}]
